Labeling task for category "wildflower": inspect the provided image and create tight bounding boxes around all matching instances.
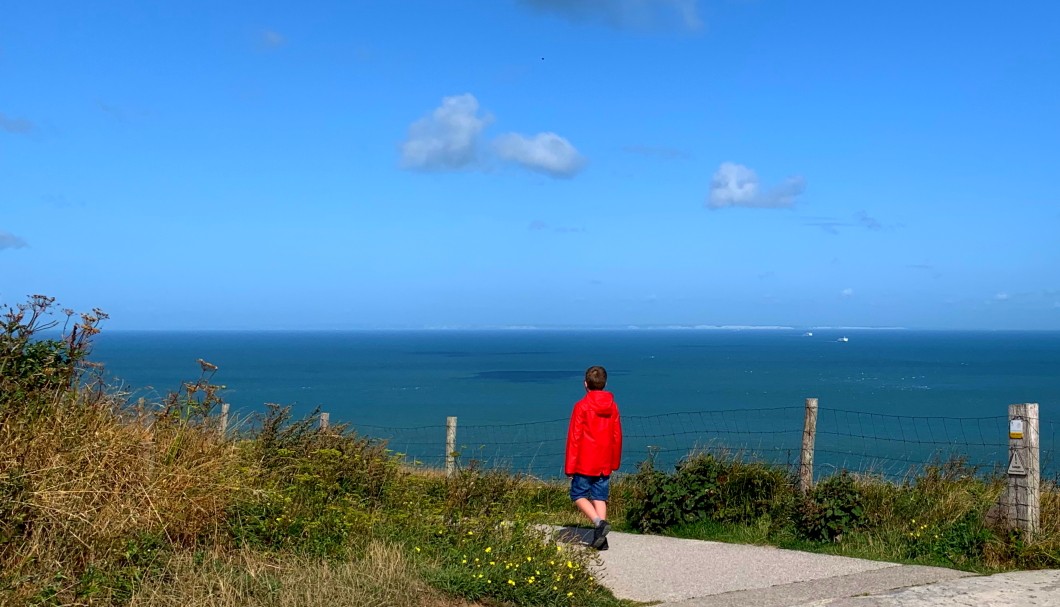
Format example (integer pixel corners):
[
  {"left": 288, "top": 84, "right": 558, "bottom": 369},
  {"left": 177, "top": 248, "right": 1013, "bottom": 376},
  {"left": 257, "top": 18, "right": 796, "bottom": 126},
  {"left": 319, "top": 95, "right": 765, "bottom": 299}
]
[
  {"left": 528, "top": 576, "right": 535, "bottom": 584},
  {"left": 468, "top": 531, "right": 474, "bottom": 536},
  {"left": 526, "top": 556, "right": 532, "bottom": 562},
  {"left": 485, "top": 547, "right": 492, "bottom": 553},
  {"left": 414, "top": 547, "right": 421, "bottom": 552},
  {"left": 461, "top": 559, "right": 467, "bottom": 564},
  {"left": 553, "top": 586, "right": 558, "bottom": 590},
  {"left": 489, "top": 561, "right": 496, "bottom": 566},
  {"left": 508, "top": 579, "right": 516, "bottom": 586},
  {"left": 568, "top": 592, "right": 574, "bottom": 597},
  {"left": 567, "top": 561, "right": 573, "bottom": 568}
]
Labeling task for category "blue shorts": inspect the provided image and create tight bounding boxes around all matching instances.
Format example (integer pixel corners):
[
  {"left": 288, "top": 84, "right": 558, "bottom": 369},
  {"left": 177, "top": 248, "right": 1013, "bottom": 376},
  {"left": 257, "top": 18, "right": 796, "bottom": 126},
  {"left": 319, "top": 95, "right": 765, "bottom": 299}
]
[{"left": 570, "top": 474, "right": 610, "bottom": 502}]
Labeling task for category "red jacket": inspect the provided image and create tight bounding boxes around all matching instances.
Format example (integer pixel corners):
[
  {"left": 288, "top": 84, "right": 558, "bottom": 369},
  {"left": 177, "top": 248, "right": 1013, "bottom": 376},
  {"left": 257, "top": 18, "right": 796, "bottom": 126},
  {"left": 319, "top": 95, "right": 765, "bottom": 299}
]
[{"left": 564, "top": 390, "right": 622, "bottom": 476}]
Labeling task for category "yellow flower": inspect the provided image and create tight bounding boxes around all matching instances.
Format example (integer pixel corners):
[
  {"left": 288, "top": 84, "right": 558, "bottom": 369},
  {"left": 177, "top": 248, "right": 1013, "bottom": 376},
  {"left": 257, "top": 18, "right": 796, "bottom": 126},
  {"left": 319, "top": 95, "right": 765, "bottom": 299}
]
[
  {"left": 485, "top": 547, "right": 492, "bottom": 553},
  {"left": 567, "top": 561, "right": 573, "bottom": 568},
  {"left": 414, "top": 547, "right": 420, "bottom": 552},
  {"left": 527, "top": 576, "right": 535, "bottom": 584},
  {"left": 567, "top": 592, "right": 573, "bottom": 597},
  {"left": 461, "top": 559, "right": 467, "bottom": 564},
  {"left": 467, "top": 531, "right": 474, "bottom": 536},
  {"left": 508, "top": 579, "right": 516, "bottom": 586},
  {"left": 553, "top": 586, "right": 558, "bottom": 590},
  {"left": 526, "top": 556, "right": 532, "bottom": 562},
  {"left": 489, "top": 561, "right": 495, "bottom": 566}
]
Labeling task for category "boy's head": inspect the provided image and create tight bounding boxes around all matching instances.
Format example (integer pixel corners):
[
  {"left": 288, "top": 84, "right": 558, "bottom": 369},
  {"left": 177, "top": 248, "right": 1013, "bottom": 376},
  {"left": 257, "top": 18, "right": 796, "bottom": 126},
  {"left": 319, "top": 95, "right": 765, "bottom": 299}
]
[{"left": 584, "top": 366, "right": 607, "bottom": 391}]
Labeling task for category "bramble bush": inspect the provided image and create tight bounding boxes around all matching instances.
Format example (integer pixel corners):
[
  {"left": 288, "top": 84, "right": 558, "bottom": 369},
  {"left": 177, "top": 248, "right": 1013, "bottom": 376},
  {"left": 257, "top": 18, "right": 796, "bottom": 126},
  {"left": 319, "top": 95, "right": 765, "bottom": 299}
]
[
  {"left": 624, "top": 452, "right": 794, "bottom": 533},
  {"left": 795, "top": 472, "right": 866, "bottom": 542}
]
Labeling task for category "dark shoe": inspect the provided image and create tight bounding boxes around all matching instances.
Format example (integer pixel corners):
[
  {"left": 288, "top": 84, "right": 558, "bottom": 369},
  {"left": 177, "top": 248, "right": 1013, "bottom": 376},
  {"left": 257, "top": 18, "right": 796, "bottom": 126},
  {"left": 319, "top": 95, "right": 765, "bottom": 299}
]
[
  {"left": 596, "top": 538, "right": 609, "bottom": 551},
  {"left": 591, "top": 520, "right": 611, "bottom": 549}
]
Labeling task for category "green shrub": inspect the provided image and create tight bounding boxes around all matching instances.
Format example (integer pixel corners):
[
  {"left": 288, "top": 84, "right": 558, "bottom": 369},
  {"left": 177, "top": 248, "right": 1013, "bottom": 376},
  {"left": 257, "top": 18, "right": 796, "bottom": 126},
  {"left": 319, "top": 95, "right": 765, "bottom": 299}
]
[
  {"left": 624, "top": 453, "right": 794, "bottom": 533},
  {"left": 227, "top": 406, "right": 400, "bottom": 557},
  {"left": 796, "top": 472, "right": 866, "bottom": 542}
]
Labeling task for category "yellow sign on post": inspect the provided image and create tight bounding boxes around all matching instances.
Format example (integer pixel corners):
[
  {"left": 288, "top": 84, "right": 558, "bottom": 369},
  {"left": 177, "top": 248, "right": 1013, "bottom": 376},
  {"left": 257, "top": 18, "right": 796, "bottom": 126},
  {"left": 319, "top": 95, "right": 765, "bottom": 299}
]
[{"left": 1010, "top": 419, "right": 1024, "bottom": 440}]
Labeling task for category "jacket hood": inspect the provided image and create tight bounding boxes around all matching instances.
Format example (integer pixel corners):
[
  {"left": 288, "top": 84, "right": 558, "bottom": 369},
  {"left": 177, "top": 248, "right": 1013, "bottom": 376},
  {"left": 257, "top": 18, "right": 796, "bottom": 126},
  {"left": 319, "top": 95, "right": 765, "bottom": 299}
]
[{"left": 584, "top": 390, "right": 617, "bottom": 417}]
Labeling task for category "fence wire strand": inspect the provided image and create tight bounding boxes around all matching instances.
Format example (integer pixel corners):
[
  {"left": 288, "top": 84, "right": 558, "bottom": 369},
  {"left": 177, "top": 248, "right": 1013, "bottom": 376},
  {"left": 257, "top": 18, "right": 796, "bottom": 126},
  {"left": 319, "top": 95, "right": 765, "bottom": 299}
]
[{"left": 348, "top": 405, "right": 1056, "bottom": 481}]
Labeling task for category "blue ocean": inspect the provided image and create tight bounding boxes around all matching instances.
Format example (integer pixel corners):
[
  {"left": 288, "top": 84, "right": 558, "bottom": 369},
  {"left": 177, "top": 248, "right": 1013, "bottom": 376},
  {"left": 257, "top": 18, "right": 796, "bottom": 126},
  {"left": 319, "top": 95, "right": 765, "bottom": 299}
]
[{"left": 91, "top": 330, "right": 1060, "bottom": 478}]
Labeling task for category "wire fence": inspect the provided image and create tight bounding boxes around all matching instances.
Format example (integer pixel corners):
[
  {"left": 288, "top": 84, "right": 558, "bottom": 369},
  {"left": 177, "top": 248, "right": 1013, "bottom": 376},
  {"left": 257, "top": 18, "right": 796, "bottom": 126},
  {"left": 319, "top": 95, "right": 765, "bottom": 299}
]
[{"left": 348, "top": 403, "right": 1057, "bottom": 481}]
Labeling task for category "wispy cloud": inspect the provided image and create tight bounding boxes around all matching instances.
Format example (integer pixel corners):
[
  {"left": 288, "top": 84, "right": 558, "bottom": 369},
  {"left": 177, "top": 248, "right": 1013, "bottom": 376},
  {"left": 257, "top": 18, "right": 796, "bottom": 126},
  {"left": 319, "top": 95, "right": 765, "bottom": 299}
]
[
  {"left": 804, "top": 210, "right": 897, "bottom": 234},
  {"left": 0, "top": 231, "right": 28, "bottom": 250},
  {"left": 401, "top": 94, "right": 492, "bottom": 171},
  {"left": 994, "top": 292, "right": 1010, "bottom": 302},
  {"left": 401, "top": 94, "right": 584, "bottom": 178},
  {"left": 707, "top": 162, "right": 805, "bottom": 210},
  {"left": 855, "top": 210, "right": 882, "bottom": 230},
  {"left": 907, "top": 263, "right": 942, "bottom": 279},
  {"left": 841, "top": 288, "right": 854, "bottom": 298},
  {"left": 495, "top": 132, "right": 585, "bottom": 178},
  {"left": 528, "top": 220, "right": 585, "bottom": 233},
  {"left": 520, "top": 0, "right": 703, "bottom": 31},
  {"left": 622, "top": 144, "right": 691, "bottom": 160},
  {"left": 261, "top": 29, "right": 286, "bottom": 48},
  {"left": 0, "top": 112, "right": 34, "bottom": 135}
]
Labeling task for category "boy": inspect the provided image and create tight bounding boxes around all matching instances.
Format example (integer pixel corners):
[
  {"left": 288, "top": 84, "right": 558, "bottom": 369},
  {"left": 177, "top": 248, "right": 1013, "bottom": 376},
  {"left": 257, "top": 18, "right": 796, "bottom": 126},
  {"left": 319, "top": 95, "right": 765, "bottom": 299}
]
[{"left": 564, "top": 365, "right": 622, "bottom": 550}]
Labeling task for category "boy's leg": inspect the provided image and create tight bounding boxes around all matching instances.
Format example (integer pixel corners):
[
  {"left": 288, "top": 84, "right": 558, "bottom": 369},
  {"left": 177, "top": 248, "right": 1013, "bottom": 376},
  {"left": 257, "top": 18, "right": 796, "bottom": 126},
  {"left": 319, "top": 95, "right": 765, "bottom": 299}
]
[
  {"left": 573, "top": 498, "right": 599, "bottom": 522},
  {"left": 589, "top": 477, "right": 612, "bottom": 549},
  {"left": 591, "top": 500, "right": 607, "bottom": 521}
]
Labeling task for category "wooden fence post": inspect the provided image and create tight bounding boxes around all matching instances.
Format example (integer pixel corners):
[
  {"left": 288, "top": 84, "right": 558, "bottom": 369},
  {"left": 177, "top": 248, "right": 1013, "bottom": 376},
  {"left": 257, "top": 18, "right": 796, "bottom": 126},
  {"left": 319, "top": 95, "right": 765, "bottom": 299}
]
[
  {"left": 219, "top": 402, "right": 229, "bottom": 438},
  {"left": 800, "top": 397, "right": 818, "bottom": 495},
  {"left": 446, "top": 416, "right": 458, "bottom": 478},
  {"left": 319, "top": 411, "right": 330, "bottom": 432},
  {"left": 1006, "top": 403, "right": 1040, "bottom": 537}
]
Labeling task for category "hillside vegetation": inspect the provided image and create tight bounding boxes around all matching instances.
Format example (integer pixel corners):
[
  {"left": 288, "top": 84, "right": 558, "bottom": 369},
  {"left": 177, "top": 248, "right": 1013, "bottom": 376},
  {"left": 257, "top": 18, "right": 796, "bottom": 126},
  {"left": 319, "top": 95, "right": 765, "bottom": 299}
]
[{"left": 3, "top": 296, "right": 1058, "bottom": 606}]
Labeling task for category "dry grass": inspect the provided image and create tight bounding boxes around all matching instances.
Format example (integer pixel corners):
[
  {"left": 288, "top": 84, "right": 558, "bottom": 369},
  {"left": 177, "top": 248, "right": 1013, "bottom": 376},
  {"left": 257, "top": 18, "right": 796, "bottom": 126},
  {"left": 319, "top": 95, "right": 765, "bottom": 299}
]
[
  {"left": 129, "top": 542, "right": 478, "bottom": 607},
  {"left": 0, "top": 387, "right": 238, "bottom": 603}
]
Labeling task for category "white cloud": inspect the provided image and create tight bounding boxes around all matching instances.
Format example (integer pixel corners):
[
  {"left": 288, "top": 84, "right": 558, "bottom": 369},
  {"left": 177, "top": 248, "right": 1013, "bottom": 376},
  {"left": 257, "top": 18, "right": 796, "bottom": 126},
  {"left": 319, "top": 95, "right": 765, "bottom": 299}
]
[
  {"left": 400, "top": 94, "right": 492, "bottom": 171},
  {"left": 841, "top": 288, "right": 854, "bottom": 298},
  {"left": 495, "top": 132, "right": 586, "bottom": 178},
  {"left": 707, "top": 162, "right": 805, "bottom": 210},
  {"left": 995, "top": 292, "right": 1010, "bottom": 301},
  {"left": 0, "top": 231, "right": 28, "bottom": 250},
  {"left": 520, "top": 0, "right": 703, "bottom": 31}
]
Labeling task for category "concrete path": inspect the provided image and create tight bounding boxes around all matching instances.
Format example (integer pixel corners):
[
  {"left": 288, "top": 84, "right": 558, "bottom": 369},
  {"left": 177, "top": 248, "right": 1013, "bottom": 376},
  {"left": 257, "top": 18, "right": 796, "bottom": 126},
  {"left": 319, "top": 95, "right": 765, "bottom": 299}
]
[{"left": 552, "top": 527, "right": 1060, "bottom": 607}]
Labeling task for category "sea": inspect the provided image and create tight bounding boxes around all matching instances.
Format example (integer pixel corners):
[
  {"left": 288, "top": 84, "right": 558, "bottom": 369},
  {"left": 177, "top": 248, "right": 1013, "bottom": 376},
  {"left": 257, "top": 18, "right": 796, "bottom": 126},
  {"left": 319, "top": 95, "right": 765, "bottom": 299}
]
[{"left": 91, "top": 329, "right": 1060, "bottom": 478}]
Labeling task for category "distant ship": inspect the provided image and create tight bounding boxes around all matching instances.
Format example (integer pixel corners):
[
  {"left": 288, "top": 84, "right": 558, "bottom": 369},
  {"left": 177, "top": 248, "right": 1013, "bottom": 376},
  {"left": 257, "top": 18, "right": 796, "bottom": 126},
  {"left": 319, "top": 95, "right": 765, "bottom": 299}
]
[
  {"left": 803, "top": 331, "right": 813, "bottom": 337},
  {"left": 837, "top": 336, "right": 849, "bottom": 342}
]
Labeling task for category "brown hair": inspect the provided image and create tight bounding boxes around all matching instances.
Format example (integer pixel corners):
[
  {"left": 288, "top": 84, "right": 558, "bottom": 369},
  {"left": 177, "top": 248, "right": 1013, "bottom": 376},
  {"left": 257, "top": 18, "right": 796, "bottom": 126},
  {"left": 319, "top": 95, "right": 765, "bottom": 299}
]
[{"left": 584, "top": 366, "right": 607, "bottom": 391}]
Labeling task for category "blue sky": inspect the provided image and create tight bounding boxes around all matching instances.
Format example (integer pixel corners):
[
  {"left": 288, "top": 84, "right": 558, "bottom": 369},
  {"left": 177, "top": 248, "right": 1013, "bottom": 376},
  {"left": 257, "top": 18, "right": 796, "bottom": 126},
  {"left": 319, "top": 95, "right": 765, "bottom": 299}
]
[{"left": 2, "top": 0, "right": 1058, "bottom": 330}]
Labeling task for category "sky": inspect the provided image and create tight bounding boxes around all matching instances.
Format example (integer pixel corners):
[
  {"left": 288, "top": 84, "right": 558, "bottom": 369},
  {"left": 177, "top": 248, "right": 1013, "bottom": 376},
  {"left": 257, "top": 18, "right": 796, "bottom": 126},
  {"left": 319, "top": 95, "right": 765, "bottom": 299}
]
[{"left": 1, "top": 0, "right": 1058, "bottom": 330}]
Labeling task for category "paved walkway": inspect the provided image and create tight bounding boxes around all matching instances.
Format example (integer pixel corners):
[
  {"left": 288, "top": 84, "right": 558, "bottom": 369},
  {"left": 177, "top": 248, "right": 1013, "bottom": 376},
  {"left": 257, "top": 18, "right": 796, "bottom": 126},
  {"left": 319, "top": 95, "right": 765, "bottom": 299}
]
[{"left": 552, "top": 527, "right": 1060, "bottom": 607}]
